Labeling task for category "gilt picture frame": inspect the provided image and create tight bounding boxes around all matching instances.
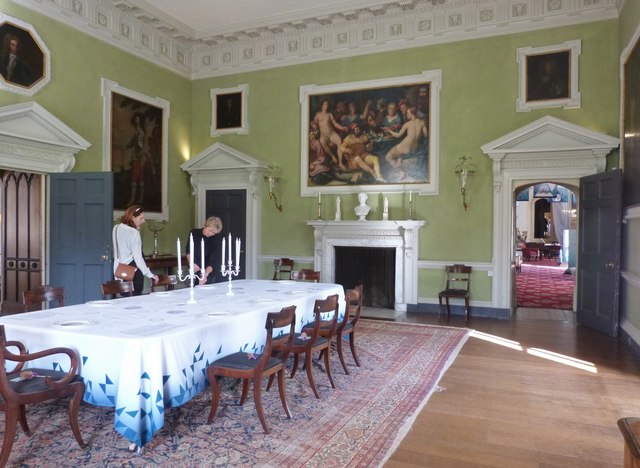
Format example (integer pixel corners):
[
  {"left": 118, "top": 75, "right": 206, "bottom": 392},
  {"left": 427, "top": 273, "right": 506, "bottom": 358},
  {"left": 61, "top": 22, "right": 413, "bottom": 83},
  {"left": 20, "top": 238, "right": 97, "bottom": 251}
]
[
  {"left": 0, "top": 14, "right": 50, "bottom": 96},
  {"left": 101, "top": 78, "right": 169, "bottom": 221},
  {"left": 300, "top": 70, "right": 441, "bottom": 196},
  {"left": 516, "top": 40, "right": 581, "bottom": 112},
  {"left": 210, "top": 84, "right": 249, "bottom": 136}
]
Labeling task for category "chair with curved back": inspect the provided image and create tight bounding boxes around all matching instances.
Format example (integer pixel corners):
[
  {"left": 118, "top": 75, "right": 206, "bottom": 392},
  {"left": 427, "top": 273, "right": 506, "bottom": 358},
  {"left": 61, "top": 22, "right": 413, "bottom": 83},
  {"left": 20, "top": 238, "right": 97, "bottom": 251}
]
[
  {"left": 101, "top": 280, "right": 134, "bottom": 299},
  {"left": 206, "top": 305, "right": 297, "bottom": 434},
  {"left": 290, "top": 269, "right": 321, "bottom": 282},
  {"left": 0, "top": 325, "right": 86, "bottom": 466},
  {"left": 151, "top": 274, "right": 177, "bottom": 292},
  {"left": 22, "top": 285, "right": 65, "bottom": 313},
  {"left": 438, "top": 264, "right": 472, "bottom": 321},
  {"left": 269, "top": 294, "right": 339, "bottom": 398},
  {"left": 272, "top": 258, "right": 294, "bottom": 280}
]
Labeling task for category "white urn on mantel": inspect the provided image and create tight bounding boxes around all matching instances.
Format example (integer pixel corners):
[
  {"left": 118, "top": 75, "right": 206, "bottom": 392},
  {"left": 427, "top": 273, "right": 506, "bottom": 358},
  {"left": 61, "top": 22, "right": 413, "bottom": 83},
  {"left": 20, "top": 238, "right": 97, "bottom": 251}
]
[{"left": 306, "top": 219, "right": 426, "bottom": 311}]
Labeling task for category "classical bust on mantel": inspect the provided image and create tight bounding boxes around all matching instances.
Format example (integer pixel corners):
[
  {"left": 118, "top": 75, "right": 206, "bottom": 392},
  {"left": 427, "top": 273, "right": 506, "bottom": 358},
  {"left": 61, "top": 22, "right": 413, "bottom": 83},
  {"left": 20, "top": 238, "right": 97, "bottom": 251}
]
[{"left": 354, "top": 192, "right": 371, "bottom": 220}]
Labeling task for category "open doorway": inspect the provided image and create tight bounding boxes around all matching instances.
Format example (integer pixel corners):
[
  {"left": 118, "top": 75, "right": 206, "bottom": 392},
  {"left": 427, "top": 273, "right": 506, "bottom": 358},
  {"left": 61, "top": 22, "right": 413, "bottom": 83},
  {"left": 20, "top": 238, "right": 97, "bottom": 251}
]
[{"left": 514, "top": 182, "right": 577, "bottom": 311}]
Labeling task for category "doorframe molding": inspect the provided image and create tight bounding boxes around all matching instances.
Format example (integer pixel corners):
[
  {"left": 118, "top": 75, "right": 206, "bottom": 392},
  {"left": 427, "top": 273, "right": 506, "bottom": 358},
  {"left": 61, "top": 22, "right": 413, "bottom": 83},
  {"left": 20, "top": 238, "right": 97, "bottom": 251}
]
[
  {"left": 180, "top": 142, "right": 267, "bottom": 279},
  {"left": 481, "top": 116, "right": 619, "bottom": 314}
]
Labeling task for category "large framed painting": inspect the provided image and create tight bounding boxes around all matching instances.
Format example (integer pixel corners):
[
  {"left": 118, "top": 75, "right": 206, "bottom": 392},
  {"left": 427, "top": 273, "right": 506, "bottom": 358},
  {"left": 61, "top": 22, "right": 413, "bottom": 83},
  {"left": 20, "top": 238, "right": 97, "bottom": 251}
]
[
  {"left": 101, "top": 78, "right": 170, "bottom": 220},
  {"left": 210, "top": 84, "right": 249, "bottom": 136},
  {"left": 300, "top": 70, "right": 441, "bottom": 196},
  {"left": 0, "top": 14, "right": 50, "bottom": 96},
  {"left": 516, "top": 40, "right": 581, "bottom": 112},
  {"left": 623, "top": 26, "right": 640, "bottom": 208}
]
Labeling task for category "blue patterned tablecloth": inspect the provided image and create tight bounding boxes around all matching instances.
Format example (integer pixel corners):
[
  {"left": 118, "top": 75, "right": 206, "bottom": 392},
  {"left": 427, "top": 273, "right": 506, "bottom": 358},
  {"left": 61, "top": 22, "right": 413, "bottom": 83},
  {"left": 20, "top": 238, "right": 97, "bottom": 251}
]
[{"left": 0, "top": 279, "right": 345, "bottom": 447}]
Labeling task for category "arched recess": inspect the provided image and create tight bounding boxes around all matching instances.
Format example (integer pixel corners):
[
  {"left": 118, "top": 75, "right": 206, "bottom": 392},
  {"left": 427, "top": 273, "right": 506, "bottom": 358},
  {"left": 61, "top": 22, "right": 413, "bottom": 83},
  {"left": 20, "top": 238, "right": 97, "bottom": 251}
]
[{"left": 481, "top": 116, "right": 619, "bottom": 316}]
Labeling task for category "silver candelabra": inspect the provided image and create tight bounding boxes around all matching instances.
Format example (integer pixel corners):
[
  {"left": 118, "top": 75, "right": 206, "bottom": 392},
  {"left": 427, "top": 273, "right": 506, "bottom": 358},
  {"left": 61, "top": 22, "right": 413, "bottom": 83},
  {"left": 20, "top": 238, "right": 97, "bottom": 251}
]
[
  {"left": 221, "top": 233, "right": 241, "bottom": 295},
  {"left": 221, "top": 259, "right": 240, "bottom": 296},
  {"left": 176, "top": 233, "right": 204, "bottom": 304},
  {"left": 147, "top": 221, "right": 167, "bottom": 258}
]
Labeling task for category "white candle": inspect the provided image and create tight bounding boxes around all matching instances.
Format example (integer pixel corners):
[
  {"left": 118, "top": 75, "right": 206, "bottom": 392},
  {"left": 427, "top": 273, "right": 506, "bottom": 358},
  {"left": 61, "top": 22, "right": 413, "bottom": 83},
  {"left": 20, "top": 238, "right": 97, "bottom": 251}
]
[
  {"left": 409, "top": 190, "right": 412, "bottom": 202},
  {"left": 222, "top": 236, "right": 226, "bottom": 267},
  {"left": 201, "top": 238, "right": 205, "bottom": 272},
  {"left": 318, "top": 193, "right": 321, "bottom": 204},
  {"left": 236, "top": 238, "right": 240, "bottom": 266},
  {"left": 228, "top": 233, "right": 232, "bottom": 265},
  {"left": 189, "top": 234, "right": 194, "bottom": 272},
  {"left": 177, "top": 238, "right": 182, "bottom": 272}
]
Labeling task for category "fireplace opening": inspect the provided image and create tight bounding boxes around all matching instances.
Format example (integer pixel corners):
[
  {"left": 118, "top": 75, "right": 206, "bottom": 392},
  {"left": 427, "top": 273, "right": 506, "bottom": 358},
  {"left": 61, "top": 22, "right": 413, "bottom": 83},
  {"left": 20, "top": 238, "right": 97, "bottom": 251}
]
[{"left": 334, "top": 246, "right": 395, "bottom": 308}]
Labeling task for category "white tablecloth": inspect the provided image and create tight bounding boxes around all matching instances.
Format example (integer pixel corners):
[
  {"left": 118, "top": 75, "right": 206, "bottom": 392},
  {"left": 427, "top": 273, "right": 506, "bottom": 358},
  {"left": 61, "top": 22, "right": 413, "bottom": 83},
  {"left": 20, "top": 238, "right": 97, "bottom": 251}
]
[{"left": 0, "top": 279, "right": 345, "bottom": 447}]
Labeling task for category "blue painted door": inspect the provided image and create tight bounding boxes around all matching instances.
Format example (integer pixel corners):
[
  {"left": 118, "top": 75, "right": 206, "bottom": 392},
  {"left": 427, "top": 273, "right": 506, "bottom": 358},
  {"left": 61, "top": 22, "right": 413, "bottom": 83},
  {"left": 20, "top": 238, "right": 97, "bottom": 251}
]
[
  {"left": 205, "top": 189, "right": 246, "bottom": 279},
  {"left": 50, "top": 172, "right": 114, "bottom": 305},
  {"left": 577, "top": 169, "right": 622, "bottom": 337}
]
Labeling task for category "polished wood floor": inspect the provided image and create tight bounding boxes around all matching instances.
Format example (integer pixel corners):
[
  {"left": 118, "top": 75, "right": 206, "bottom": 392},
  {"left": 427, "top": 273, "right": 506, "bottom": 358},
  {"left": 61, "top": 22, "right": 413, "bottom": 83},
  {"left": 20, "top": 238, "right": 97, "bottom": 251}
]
[{"left": 384, "top": 308, "right": 640, "bottom": 467}]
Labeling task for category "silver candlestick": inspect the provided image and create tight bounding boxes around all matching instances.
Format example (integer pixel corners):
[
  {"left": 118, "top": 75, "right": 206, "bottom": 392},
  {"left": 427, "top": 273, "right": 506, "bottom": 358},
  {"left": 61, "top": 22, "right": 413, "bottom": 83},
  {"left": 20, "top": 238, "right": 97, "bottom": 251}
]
[
  {"left": 147, "top": 221, "right": 167, "bottom": 258},
  {"left": 221, "top": 259, "right": 240, "bottom": 296},
  {"left": 177, "top": 233, "right": 204, "bottom": 304}
]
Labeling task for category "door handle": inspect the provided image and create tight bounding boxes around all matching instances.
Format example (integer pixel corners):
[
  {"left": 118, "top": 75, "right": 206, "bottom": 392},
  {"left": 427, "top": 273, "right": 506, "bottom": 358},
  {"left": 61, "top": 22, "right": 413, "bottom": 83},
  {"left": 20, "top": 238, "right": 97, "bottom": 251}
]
[
  {"left": 605, "top": 262, "right": 615, "bottom": 269},
  {"left": 100, "top": 255, "right": 109, "bottom": 261}
]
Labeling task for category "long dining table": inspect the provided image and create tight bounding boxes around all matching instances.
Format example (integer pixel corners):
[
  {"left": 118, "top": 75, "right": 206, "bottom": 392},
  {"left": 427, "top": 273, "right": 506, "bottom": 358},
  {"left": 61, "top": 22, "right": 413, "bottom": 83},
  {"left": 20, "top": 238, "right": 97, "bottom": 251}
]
[{"left": 0, "top": 279, "right": 345, "bottom": 448}]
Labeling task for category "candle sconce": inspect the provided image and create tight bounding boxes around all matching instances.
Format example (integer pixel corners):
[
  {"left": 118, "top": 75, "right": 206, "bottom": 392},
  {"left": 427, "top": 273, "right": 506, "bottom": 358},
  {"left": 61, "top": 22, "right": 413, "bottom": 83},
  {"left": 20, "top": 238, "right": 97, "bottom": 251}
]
[
  {"left": 264, "top": 164, "right": 283, "bottom": 212},
  {"left": 454, "top": 155, "right": 477, "bottom": 211}
]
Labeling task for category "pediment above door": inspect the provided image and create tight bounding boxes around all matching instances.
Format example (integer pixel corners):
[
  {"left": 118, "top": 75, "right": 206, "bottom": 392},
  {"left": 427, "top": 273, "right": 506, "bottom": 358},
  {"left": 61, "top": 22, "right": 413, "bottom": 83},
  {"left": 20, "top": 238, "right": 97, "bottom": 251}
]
[
  {"left": 481, "top": 115, "right": 620, "bottom": 176},
  {"left": 0, "top": 101, "right": 90, "bottom": 174}
]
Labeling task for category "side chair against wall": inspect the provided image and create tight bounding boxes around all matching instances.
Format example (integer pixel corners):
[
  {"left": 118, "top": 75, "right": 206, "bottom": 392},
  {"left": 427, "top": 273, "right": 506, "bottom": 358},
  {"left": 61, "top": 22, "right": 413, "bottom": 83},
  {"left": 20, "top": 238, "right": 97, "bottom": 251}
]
[
  {"left": 269, "top": 294, "right": 339, "bottom": 398},
  {"left": 0, "top": 325, "right": 86, "bottom": 466},
  {"left": 206, "top": 305, "right": 297, "bottom": 434},
  {"left": 290, "top": 269, "right": 321, "bottom": 282},
  {"left": 101, "top": 280, "right": 134, "bottom": 299},
  {"left": 438, "top": 264, "right": 472, "bottom": 322},
  {"left": 150, "top": 274, "right": 177, "bottom": 292},
  {"left": 272, "top": 258, "right": 294, "bottom": 280},
  {"left": 22, "top": 285, "right": 65, "bottom": 312}
]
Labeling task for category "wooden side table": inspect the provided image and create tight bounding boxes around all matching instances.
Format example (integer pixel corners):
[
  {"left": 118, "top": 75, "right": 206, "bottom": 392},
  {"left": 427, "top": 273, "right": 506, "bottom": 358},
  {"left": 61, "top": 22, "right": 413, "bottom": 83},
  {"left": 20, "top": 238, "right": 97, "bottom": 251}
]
[{"left": 144, "top": 255, "right": 187, "bottom": 276}]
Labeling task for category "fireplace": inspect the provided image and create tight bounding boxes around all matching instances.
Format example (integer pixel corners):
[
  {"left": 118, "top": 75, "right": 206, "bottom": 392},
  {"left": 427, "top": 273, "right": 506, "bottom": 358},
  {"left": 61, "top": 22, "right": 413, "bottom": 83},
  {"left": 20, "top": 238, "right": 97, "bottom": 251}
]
[
  {"left": 334, "top": 246, "right": 396, "bottom": 308},
  {"left": 306, "top": 220, "right": 425, "bottom": 311}
]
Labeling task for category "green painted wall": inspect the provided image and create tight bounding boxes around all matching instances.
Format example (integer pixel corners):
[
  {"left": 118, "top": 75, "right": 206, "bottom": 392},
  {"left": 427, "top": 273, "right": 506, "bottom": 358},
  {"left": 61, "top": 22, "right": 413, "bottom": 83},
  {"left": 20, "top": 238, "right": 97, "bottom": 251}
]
[
  {"left": 0, "top": 1, "right": 194, "bottom": 254},
  {"left": 0, "top": 1, "right": 623, "bottom": 306},
  {"left": 191, "top": 21, "right": 619, "bottom": 302}
]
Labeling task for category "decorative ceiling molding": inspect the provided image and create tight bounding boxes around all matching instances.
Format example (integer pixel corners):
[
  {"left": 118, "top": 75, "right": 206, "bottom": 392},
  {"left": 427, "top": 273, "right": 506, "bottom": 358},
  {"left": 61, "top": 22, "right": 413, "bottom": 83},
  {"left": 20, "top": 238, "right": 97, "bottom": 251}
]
[{"left": 13, "top": 0, "right": 620, "bottom": 79}]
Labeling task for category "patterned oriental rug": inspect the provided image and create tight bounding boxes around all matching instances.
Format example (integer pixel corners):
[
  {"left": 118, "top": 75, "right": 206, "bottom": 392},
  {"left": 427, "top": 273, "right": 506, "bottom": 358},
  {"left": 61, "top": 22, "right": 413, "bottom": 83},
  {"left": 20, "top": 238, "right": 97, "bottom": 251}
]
[
  {"left": 516, "top": 258, "right": 575, "bottom": 310},
  {"left": 5, "top": 320, "right": 468, "bottom": 467}
]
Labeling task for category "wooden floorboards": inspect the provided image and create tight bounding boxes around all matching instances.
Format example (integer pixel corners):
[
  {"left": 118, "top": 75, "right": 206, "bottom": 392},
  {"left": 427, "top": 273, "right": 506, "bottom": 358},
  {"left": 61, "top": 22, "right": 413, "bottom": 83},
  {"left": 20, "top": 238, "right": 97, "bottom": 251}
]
[{"left": 383, "top": 310, "right": 640, "bottom": 467}]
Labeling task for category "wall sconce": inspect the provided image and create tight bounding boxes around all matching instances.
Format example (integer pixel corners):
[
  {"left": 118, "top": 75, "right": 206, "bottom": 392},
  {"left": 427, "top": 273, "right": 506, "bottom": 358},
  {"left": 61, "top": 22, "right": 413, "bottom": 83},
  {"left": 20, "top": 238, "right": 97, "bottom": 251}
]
[
  {"left": 454, "top": 155, "right": 476, "bottom": 211},
  {"left": 264, "top": 164, "right": 283, "bottom": 212}
]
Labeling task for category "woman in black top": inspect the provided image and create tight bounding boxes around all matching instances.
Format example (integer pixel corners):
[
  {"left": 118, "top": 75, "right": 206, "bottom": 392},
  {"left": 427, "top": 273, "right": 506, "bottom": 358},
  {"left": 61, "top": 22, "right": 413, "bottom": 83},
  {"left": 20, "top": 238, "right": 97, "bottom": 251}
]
[{"left": 185, "top": 216, "right": 223, "bottom": 285}]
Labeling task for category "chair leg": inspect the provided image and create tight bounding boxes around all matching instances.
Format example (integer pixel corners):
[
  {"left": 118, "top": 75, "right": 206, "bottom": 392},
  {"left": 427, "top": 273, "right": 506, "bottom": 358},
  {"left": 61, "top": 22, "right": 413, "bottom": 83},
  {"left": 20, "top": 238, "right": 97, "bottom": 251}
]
[
  {"left": 445, "top": 298, "right": 451, "bottom": 322},
  {"left": 335, "top": 334, "right": 349, "bottom": 374},
  {"left": 322, "top": 346, "right": 336, "bottom": 389},
  {"left": 68, "top": 384, "right": 86, "bottom": 447},
  {"left": 206, "top": 371, "right": 221, "bottom": 424},
  {"left": 276, "top": 369, "right": 292, "bottom": 419},
  {"left": 348, "top": 331, "right": 361, "bottom": 367},
  {"left": 265, "top": 373, "right": 275, "bottom": 392},
  {"left": 465, "top": 297, "right": 470, "bottom": 321},
  {"left": 1, "top": 407, "right": 19, "bottom": 468},
  {"left": 290, "top": 353, "right": 300, "bottom": 379},
  {"left": 438, "top": 296, "right": 443, "bottom": 320},
  {"left": 239, "top": 379, "right": 250, "bottom": 406},
  {"left": 304, "top": 352, "right": 320, "bottom": 399},
  {"left": 252, "top": 376, "right": 269, "bottom": 434},
  {"left": 18, "top": 405, "right": 30, "bottom": 435}
]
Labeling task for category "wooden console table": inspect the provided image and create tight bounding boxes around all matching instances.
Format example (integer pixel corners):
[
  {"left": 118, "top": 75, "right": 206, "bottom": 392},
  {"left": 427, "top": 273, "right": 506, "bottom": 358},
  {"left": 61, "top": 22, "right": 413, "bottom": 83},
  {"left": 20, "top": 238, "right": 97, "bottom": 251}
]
[{"left": 144, "top": 255, "right": 187, "bottom": 276}]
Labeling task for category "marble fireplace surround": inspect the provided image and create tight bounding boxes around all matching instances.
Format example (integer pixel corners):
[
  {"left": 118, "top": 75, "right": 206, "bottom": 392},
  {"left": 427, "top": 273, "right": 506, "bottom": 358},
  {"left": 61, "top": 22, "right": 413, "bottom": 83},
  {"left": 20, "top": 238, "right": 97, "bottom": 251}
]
[{"left": 307, "top": 220, "right": 425, "bottom": 311}]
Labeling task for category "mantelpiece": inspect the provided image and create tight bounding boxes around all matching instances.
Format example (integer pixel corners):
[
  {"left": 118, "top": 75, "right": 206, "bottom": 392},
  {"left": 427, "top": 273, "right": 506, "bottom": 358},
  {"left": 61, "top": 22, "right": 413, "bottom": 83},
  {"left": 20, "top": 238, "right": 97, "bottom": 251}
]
[{"left": 307, "top": 220, "right": 425, "bottom": 311}]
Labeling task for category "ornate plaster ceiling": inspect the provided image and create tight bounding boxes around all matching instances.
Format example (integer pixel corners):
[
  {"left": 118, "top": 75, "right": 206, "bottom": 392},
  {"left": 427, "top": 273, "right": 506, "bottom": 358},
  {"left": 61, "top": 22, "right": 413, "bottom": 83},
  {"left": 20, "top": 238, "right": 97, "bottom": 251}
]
[{"left": 13, "top": 0, "right": 620, "bottom": 78}]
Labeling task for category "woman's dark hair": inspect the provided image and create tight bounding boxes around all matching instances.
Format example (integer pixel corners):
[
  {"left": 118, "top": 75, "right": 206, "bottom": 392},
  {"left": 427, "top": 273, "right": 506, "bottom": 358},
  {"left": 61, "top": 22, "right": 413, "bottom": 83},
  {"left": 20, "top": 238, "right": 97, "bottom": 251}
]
[{"left": 120, "top": 205, "right": 143, "bottom": 227}]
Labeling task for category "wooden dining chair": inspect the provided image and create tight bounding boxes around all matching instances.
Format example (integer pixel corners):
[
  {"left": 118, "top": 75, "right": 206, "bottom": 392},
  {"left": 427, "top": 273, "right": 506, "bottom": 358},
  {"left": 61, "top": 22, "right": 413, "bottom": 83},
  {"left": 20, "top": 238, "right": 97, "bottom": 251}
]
[
  {"left": 22, "top": 285, "right": 65, "bottom": 312},
  {"left": 270, "top": 294, "right": 339, "bottom": 398},
  {"left": 272, "top": 258, "right": 294, "bottom": 280},
  {"left": 302, "top": 286, "right": 363, "bottom": 375},
  {"left": 206, "top": 305, "right": 297, "bottom": 434},
  {"left": 0, "top": 325, "right": 86, "bottom": 466},
  {"left": 291, "top": 269, "right": 321, "bottom": 282},
  {"left": 151, "top": 274, "right": 177, "bottom": 292},
  {"left": 438, "top": 264, "right": 472, "bottom": 321},
  {"left": 101, "top": 280, "right": 134, "bottom": 299}
]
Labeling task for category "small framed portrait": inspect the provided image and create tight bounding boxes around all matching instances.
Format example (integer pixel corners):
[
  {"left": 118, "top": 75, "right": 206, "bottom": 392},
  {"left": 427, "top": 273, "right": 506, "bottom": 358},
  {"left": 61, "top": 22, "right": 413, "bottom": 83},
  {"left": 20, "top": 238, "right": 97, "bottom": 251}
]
[
  {"left": 210, "top": 84, "right": 249, "bottom": 136},
  {"left": 516, "top": 40, "right": 581, "bottom": 112},
  {"left": 0, "top": 14, "right": 50, "bottom": 96},
  {"left": 101, "top": 78, "right": 170, "bottom": 220},
  {"left": 300, "top": 70, "right": 441, "bottom": 196}
]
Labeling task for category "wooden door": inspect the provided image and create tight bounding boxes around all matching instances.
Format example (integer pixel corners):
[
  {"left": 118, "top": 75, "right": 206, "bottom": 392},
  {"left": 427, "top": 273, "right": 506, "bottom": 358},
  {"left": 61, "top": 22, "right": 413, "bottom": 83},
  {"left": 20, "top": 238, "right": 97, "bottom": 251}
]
[
  {"left": 205, "top": 189, "right": 246, "bottom": 279},
  {"left": 50, "top": 172, "right": 114, "bottom": 305},
  {"left": 576, "top": 169, "right": 622, "bottom": 337}
]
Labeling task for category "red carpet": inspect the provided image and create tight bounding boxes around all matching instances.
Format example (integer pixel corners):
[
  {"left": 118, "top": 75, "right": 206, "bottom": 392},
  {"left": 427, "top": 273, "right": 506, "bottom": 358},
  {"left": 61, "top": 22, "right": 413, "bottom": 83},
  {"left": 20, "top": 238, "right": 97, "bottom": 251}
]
[{"left": 516, "top": 258, "right": 575, "bottom": 310}]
